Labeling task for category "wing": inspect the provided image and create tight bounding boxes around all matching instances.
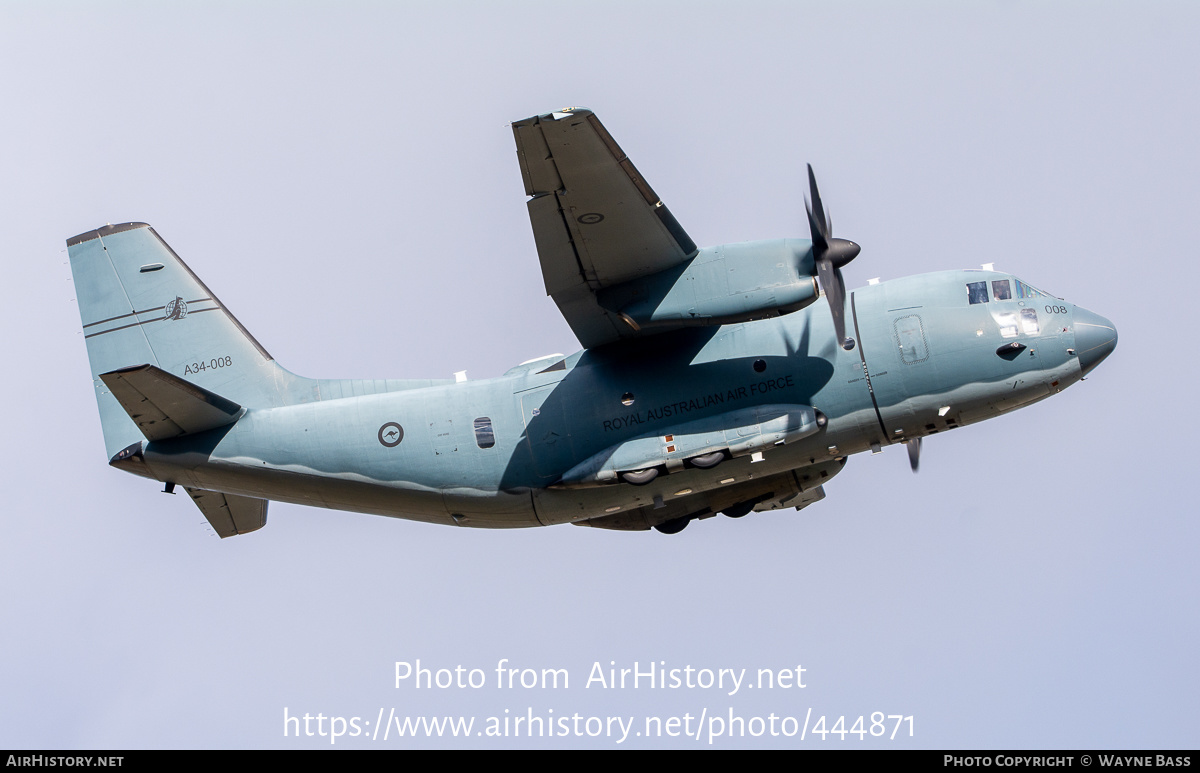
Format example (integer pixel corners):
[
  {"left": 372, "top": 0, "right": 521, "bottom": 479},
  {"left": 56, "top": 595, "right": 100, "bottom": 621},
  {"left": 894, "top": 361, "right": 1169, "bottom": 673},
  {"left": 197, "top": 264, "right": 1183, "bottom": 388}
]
[{"left": 513, "top": 108, "right": 698, "bottom": 348}]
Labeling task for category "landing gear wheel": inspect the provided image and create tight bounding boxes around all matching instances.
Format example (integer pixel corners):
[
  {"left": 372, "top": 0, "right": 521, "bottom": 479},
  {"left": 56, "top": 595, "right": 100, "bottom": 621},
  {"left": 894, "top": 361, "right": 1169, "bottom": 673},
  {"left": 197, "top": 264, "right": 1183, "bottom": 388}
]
[
  {"left": 689, "top": 451, "right": 724, "bottom": 469},
  {"left": 722, "top": 502, "right": 754, "bottom": 519},
  {"left": 654, "top": 517, "right": 690, "bottom": 534},
  {"left": 620, "top": 468, "right": 659, "bottom": 486}
]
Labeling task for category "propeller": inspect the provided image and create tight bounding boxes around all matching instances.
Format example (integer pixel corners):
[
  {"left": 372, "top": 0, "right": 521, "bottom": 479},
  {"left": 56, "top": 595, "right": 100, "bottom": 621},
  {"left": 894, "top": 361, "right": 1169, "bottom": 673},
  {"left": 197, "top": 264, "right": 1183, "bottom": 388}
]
[
  {"left": 906, "top": 437, "right": 921, "bottom": 473},
  {"left": 805, "top": 164, "right": 861, "bottom": 350}
]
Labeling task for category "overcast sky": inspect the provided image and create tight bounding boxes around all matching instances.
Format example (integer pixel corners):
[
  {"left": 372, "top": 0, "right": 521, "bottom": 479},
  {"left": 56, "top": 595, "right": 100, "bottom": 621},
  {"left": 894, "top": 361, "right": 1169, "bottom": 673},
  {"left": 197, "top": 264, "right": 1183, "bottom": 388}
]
[{"left": 2, "top": 1, "right": 1196, "bottom": 749}]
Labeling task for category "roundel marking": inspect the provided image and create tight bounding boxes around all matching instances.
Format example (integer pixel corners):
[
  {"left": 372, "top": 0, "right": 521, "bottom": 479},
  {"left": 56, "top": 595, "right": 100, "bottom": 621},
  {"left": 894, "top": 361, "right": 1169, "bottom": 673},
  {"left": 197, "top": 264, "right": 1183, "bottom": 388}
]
[
  {"left": 577, "top": 212, "right": 604, "bottom": 225},
  {"left": 378, "top": 422, "right": 404, "bottom": 448}
]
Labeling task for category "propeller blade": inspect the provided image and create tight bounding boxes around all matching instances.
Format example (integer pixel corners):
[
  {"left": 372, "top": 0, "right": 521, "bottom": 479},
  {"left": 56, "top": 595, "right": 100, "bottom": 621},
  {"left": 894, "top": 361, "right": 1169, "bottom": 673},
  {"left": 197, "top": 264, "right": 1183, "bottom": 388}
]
[
  {"left": 906, "top": 437, "right": 922, "bottom": 472},
  {"left": 805, "top": 203, "right": 828, "bottom": 252},
  {"left": 816, "top": 259, "right": 847, "bottom": 348},
  {"left": 806, "top": 164, "right": 828, "bottom": 243},
  {"left": 805, "top": 164, "right": 860, "bottom": 350}
]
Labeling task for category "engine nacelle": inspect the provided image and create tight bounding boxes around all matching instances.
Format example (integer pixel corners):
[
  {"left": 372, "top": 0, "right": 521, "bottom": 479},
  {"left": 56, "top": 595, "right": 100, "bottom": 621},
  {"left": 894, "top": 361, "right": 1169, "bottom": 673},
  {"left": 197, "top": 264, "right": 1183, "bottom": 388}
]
[{"left": 598, "top": 239, "right": 818, "bottom": 332}]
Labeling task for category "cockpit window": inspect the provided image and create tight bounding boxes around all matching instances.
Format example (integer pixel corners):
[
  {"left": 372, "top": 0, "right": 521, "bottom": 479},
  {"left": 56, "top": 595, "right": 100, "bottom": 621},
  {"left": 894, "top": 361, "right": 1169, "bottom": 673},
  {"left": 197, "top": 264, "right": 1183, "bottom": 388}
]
[
  {"left": 992, "top": 279, "right": 1012, "bottom": 301},
  {"left": 967, "top": 281, "right": 989, "bottom": 304},
  {"left": 1015, "top": 279, "right": 1050, "bottom": 299}
]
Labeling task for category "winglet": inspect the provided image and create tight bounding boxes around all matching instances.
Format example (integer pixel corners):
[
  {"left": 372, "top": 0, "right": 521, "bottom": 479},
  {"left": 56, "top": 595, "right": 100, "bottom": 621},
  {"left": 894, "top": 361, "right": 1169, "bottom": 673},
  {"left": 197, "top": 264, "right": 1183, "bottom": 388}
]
[{"left": 99, "top": 364, "right": 242, "bottom": 442}]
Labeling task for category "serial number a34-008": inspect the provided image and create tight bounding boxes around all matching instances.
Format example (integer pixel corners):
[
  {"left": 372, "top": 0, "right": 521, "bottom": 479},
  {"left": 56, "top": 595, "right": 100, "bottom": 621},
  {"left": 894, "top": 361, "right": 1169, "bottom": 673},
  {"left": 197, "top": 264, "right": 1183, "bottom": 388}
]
[{"left": 184, "top": 357, "right": 232, "bottom": 375}]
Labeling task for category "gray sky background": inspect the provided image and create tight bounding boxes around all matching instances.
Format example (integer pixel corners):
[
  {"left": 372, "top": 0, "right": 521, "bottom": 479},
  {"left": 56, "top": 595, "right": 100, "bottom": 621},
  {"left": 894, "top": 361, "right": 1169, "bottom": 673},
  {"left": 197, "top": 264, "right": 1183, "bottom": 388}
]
[{"left": 2, "top": 1, "right": 1196, "bottom": 749}]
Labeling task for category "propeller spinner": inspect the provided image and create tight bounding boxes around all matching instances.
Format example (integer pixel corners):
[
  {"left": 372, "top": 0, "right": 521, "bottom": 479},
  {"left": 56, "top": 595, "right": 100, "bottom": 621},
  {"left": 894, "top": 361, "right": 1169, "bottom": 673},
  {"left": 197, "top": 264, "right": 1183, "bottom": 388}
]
[{"left": 805, "top": 164, "right": 861, "bottom": 351}]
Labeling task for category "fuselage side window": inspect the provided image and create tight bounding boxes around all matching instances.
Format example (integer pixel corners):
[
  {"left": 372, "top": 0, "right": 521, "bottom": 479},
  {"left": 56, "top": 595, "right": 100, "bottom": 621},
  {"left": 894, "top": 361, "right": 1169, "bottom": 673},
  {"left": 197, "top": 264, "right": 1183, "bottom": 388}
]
[
  {"left": 474, "top": 417, "right": 496, "bottom": 449},
  {"left": 894, "top": 315, "right": 930, "bottom": 363},
  {"left": 967, "top": 281, "right": 989, "bottom": 305},
  {"left": 1020, "top": 308, "right": 1040, "bottom": 336},
  {"left": 995, "top": 312, "right": 1019, "bottom": 338},
  {"left": 992, "top": 279, "right": 1012, "bottom": 301}
]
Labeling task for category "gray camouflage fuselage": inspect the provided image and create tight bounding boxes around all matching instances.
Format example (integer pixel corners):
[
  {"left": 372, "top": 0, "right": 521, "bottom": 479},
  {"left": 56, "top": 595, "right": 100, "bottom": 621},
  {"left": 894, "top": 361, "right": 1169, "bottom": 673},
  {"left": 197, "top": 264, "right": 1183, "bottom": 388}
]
[
  {"left": 109, "top": 267, "right": 1111, "bottom": 530},
  {"left": 68, "top": 108, "right": 1116, "bottom": 536}
]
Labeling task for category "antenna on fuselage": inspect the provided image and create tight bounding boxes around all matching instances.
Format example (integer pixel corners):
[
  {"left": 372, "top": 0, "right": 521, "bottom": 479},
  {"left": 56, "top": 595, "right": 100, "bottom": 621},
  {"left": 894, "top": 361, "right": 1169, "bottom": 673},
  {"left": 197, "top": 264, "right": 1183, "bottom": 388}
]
[{"left": 906, "top": 438, "right": 921, "bottom": 473}]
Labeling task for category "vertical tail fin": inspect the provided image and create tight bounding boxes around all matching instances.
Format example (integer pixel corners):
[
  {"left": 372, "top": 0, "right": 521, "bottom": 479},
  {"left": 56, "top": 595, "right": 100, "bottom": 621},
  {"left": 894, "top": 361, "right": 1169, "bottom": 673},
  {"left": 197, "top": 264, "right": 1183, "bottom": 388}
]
[{"left": 68, "top": 223, "right": 280, "bottom": 458}]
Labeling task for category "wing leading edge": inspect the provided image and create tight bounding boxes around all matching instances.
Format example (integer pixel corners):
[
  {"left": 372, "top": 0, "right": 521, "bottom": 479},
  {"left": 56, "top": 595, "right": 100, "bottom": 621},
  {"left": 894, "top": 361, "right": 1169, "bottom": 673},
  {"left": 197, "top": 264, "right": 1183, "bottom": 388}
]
[{"left": 513, "top": 108, "right": 698, "bottom": 348}]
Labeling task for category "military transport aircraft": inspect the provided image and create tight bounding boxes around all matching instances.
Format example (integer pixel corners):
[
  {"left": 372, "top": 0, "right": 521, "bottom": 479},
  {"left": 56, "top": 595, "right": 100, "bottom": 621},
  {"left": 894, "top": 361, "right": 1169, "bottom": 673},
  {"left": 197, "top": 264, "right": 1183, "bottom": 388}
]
[{"left": 67, "top": 107, "right": 1117, "bottom": 536}]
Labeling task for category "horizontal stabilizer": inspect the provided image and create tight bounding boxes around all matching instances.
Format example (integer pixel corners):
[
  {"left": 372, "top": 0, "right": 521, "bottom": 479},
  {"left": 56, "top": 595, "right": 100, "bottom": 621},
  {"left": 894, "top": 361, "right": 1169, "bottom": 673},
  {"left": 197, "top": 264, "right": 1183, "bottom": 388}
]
[
  {"left": 99, "top": 364, "right": 242, "bottom": 442},
  {"left": 185, "top": 487, "right": 268, "bottom": 538}
]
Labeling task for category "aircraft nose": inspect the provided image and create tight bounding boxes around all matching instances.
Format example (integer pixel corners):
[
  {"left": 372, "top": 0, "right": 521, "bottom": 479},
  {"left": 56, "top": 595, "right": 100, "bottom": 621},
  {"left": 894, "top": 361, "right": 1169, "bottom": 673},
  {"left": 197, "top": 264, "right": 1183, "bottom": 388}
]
[{"left": 1074, "top": 307, "right": 1117, "bottom": 376}]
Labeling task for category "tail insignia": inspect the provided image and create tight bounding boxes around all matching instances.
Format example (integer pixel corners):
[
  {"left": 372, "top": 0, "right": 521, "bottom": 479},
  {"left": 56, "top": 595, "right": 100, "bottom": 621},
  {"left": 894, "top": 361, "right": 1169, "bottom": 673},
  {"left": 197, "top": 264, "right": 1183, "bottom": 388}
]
[{"left": 164, "top": 296, "right": 188, "bottom": 320}]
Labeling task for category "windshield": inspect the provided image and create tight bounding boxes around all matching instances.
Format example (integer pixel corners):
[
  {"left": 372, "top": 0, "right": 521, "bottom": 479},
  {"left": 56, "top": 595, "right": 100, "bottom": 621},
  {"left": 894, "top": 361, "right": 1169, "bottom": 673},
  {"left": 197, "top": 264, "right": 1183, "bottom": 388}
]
[
  {"left": 1014, "top": 278, "right": 1052, "bottom": 299},
  {"left": 966, "top": 277, "right": 1055, "bottom": 306}
]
